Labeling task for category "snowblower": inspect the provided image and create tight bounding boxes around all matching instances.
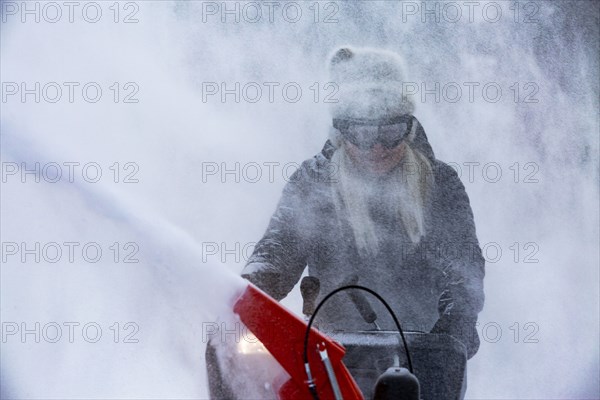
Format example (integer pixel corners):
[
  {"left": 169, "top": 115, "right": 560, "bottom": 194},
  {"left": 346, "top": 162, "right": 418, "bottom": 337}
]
[{"left": 205, "top": 277, "right": 468, "bottom": 400}]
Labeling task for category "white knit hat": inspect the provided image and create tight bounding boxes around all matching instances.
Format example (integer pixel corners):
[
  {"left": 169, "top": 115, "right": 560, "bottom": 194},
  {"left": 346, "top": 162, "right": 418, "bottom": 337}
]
[{"left": 328, "top": 46, "right": 415, "bottom": 120}]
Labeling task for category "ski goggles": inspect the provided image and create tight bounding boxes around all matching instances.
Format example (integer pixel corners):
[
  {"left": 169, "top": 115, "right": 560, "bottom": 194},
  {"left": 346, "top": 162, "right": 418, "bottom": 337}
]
[{"left": 333, "top": 115, "right": 414, "bottom": 150}]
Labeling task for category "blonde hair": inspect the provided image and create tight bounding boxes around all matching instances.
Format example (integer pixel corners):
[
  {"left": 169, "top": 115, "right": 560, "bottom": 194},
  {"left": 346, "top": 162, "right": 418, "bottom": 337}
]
[{"left": 331, "top": 143, "right": 434, "bottom": 257}]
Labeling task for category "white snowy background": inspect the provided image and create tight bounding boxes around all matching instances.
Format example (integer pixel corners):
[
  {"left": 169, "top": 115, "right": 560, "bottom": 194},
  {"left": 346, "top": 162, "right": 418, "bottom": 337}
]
[{"left": 1, "top": 1, "right": 598, "bottom": 399}]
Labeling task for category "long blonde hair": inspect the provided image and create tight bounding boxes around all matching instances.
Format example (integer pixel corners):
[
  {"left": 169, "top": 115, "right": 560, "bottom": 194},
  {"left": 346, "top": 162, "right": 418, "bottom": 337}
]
[{"left": 331, "top": 141, "right": 434, "bottom": 257}]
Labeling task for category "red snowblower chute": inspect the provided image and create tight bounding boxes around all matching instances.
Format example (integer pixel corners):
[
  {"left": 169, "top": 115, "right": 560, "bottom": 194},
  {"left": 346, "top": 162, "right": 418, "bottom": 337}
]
[{"left": 234, "top": 284, "right": 364, "bottom": 399}]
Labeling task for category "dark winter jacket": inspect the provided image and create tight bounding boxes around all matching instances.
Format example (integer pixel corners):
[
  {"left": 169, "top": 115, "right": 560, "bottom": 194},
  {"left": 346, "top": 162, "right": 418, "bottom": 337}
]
[{"left": 241, "top": 119, "right": 485, "bottom": 358}]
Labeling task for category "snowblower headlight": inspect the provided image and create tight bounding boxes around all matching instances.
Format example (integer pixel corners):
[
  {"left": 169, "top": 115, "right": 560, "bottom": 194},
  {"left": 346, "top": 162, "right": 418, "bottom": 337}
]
[{"left": 237, "top": 332, "right": 269, "bottom": 355}]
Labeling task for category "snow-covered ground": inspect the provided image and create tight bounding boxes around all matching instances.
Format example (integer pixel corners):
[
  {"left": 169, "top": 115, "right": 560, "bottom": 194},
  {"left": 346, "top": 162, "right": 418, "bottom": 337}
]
[{"left": 1, "top": 1, "right": 598, "bottom": 398}]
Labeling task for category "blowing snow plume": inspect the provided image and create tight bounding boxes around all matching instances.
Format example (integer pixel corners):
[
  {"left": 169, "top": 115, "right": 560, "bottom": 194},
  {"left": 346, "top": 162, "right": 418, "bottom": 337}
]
[
  {"left": 1, "top": 1, "right": 599, "bottom": 399},
  {"left": 1, "top": 130, "right": 246, "bottom": 398},
  {"left": 0, "top": 2, "right": 250, "bottom": 398}
]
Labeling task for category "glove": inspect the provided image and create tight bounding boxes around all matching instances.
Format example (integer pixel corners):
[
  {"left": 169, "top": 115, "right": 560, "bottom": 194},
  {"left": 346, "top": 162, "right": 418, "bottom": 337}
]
[
  {"left": 240, "top": 262, "right": 288, "bottom": 301},
  {"left": 431, "top": 314, "right": 480, "bottom": 359}
]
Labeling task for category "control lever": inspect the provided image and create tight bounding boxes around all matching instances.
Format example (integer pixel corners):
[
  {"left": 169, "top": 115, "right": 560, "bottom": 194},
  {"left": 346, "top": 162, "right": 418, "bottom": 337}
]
[
  {"left": 300, "top": 276, "right": 321, "bottom": 318},
  {"left": 341, "top": 274, "right": 380, "bottom": 329}
]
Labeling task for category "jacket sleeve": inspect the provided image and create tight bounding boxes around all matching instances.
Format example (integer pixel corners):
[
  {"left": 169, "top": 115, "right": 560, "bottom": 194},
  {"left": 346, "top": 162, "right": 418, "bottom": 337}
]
[
  {"left": 431, "top": 163, "right": 486, "bottom": 357},
  {"left": 240, "top": 167, "right": 309, "bottom": 301}
]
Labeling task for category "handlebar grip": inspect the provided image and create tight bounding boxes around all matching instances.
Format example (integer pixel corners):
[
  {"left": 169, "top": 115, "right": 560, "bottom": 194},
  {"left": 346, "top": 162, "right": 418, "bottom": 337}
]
[{"left": 300, "top": 276, "right": 321, "bottom": 316}]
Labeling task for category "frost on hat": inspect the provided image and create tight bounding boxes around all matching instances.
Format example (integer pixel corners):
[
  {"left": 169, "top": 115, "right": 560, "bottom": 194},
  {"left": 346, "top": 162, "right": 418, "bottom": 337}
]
[{"left": 328, "top": 46, "right": 415, "bottom": 120}]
